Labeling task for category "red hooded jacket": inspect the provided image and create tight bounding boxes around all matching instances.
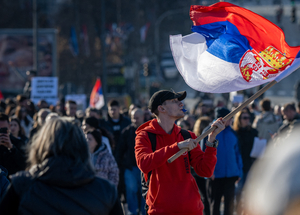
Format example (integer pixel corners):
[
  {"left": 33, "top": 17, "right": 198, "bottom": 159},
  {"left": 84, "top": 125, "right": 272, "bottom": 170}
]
[{"left": 135, "top": 119, "right": 217, "bottom": 215}]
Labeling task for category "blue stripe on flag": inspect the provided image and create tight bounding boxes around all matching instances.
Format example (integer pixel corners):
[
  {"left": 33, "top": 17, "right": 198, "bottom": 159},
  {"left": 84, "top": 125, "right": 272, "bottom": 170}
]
[{"left": 191, "top": 21, "right": 252, "bottom": 64}]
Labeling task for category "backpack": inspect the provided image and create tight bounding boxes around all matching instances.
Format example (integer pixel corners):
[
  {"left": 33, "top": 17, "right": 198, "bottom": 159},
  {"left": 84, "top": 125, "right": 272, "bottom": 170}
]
[{"left": 141, "top": 129, "right": 191, "bottom": 214}]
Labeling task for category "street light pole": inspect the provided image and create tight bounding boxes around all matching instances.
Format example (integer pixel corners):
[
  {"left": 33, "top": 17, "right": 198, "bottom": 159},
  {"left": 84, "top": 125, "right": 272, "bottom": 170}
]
[{"left": 154, "top": 8, "right": 186, "bottom": 82}]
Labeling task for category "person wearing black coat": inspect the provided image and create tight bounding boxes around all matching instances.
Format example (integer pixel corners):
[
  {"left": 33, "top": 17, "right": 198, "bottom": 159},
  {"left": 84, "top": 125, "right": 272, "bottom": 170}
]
[
  {"left": 115, "top": 108, "right": 146, "bottom": 215},
  {"left": 0, "top": 117, "right": 123, "bottom": 215},
  {"left": 0, "top": 113, "right": 26, "bottom": 177}
]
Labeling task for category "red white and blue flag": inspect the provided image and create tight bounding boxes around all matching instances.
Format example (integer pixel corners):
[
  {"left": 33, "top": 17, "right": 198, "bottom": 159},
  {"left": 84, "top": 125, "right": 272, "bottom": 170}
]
[
  {"left": 170, "top": 2, "right": 300, "bottom": 93},
  {"left": 90, "top": 78, "right": 105, "bottom": 109}
]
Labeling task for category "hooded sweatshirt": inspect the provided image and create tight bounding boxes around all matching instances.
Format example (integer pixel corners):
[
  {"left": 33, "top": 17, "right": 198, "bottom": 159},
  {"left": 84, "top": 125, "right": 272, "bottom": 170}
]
[{"left": 135, "top": 119, "right": 217, "bottom": 215}]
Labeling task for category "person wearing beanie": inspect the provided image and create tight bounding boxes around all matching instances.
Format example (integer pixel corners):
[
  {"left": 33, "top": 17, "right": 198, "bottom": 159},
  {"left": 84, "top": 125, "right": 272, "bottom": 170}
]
[
  {"left": 135, "top": 89, "right": 225, "bottom": 215},
  {"left": 201, "top": 107, "right": 243, "bottom": 215}
]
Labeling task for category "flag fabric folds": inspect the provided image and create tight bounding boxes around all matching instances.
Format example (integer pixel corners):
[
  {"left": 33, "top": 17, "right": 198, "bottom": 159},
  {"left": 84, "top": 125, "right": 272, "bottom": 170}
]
[
  {"left": 90, "top": 78, "right": 105, "bottom": 109},
  {"left": 170, "top": 2, "right": 300, "bottom": 93}
]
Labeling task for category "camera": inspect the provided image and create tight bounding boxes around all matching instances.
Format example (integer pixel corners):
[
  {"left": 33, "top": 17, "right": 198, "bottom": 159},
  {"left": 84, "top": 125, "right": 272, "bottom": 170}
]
[{"left": 0, "top": 127, "right": 8, "bottom": 134}]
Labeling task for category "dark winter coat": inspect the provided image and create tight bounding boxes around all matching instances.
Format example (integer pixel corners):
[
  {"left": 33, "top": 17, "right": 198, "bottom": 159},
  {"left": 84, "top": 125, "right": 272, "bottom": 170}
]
[
  {"left": 0, "top": 156, "right": 123, "bottom": 215},
  {"left": 236, "top": 126, "right": 258, "bottom": 174},
  {"left": 0, "top": 134, "right": 26, "bottom": 176},
  {"left": 115, "top": 124, "right": 138, "bottom": 170}
]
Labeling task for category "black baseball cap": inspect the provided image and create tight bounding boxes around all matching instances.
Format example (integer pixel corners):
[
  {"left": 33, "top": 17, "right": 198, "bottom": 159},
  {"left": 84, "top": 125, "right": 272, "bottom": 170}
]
[{"left": 148, "top": 90, "right": 186, "bottom": 113}]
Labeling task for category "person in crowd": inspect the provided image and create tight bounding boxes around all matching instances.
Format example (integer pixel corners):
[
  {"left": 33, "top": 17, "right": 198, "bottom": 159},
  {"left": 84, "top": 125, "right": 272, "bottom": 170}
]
[
  {"left": 243, "top": 130, "right": 300, "bottom": 215},
  {"left": 103, "top": 99, "right": 131, "bottom": 154},
  {"left": 116, "top": 108, "right": 146, "bottom": 215},
  {"left": 13, "top": 105, "right": 33, "bottom": 137},
  {"left": 36, "top": 99, "right": 49, "bottom": 110},
  {"left": 276, "top": 102, "right": 300, "bottom": 139},
  {"left": 248, "top": 101, "right": 260, "bottom": 124},
  {"left": 65, "top": 100, "right": 77, "bottom": 118},
  {"left": 232, "top": 108, "right": 258, "bottom": 210},
  {"left": 274, "top": 104, "right": 283, "bottom": 122},
  {"left": 29, "top": 108, "right": 51, "bottom": 139},
  {"left": 86, "top": 129, "right": 119, "bottom": 187},
  {"left": 26, "top": 100, "right": 37, "bottom": 119},
  {"left": 45, "top": 112, "right": 59, "bottom": 123},
  {"left": 141, "top": 106, "right": 153, "bottom": 122},
  {"left": 194, "top": 102, "right": 210, "bottom": 119},
  {"left": 55, "top": 99, "right": 66, "bottom": 116},
  {"left": 128, "top": 103, "right": 140, "bottom": 118},
  {"left": 135, "top": 90, "right": 225, "bottom": 215},
  {"left": 0, "top": 117, "right": 123, "bottom": 215},
  {"left": 103, "top": 100, "right": 134, "bottom": 205},
  {"left": 252, "top": 98, "right": 280, "bottom": 143},
  {"left": 0, "top": 165, "right": 9, "bottom": 202},
  {"left": 82, "top": 116, "right": 113, "bottom": 154},
  {"left": 23, "top": 70, "right": 37, "bottom": 98},
  {"left": 201, "top": 107, "right": 243, "bottom": 215},
  {"left": 4, "top": 103, "right": 16, "bottom": 117},
  {"left": 184, "top": 114, "right": 197, "bottom": 131},
  {"left": 15, "top": 95, "right": 28, "bottom": 108},
  {"left": 85, "top": 107, "right": 102, "bottom": 119},
  {"left": 76, "top": 110, "right": 85, "bottom": 123},
  {"left": 193, "top": 116, "right": 213, "bottom": 215},
  {"left": 176, "top": 119, "right": 190, "bottom": 130},
  {"left": 9, "top": 117, "right": 28, "bottom": 144},
  {"left": 0, "top": 113, "right": 26, "bottom": 176},
  {"left": 0, "top": 101, "right": 6, "bottom": 113}
]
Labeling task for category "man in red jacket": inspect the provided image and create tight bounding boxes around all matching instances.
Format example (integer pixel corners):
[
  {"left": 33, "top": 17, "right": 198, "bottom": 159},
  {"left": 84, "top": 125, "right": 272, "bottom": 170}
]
[{"left": 135, "top": 90, "right": 225, "bottom": 215}]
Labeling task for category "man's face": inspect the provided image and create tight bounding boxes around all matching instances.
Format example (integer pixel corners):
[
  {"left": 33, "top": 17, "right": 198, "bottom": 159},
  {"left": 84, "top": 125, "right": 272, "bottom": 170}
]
[
  {"left": 0, "top": 120, "right": 10, "bottom": 133},
  {"left": 161, "top": 98, "right": 185, "bottom": 120},
  {"left": 108, "top": 105, "right": 120, "bottom": 120},
  {"left": 131, "top": 111, "right": 144, "bottom": 127},
  {"left": 66, "top": 103, "right": 77, "bottom": 117}
]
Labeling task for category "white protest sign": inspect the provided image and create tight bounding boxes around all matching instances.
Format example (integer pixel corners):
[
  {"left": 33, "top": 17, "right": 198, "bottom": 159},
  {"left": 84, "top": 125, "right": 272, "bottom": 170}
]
[
  {"left": 65, "top": 94, "right": 87, "bottom": 111},
  {"left": 31, "top": 77, "right": 58, "bottom": 105}
]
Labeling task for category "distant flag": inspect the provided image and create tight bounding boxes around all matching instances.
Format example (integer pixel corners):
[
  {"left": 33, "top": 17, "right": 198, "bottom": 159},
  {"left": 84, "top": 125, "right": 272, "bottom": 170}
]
[
  {"left": 140, "top": 23, "right": 150, "bottom": 43},
  {"left": 90, "top": 78, "right": 105, "bottom": 109},
  {"left": 0, "top": 90, "right": 3, "bottom": 100},
  {"left": 80, "top": 24, "right": 90, "bottom": 57},
  {"left": 69, "top": 26, "right": 79, "bottom": 57},
  {"left": 170, "top": 2, "right": 300, "bottom": 93}
]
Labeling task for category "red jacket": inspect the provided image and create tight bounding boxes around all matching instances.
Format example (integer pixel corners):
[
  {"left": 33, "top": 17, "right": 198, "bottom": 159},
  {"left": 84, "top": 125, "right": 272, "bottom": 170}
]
[{"left": 135, "top": 119, "right": 217, "bottom": 215}]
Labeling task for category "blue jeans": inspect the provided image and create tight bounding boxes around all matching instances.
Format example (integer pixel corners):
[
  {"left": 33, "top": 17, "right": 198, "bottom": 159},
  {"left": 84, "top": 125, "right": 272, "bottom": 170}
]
[{"left": 124, "top": 167, "right": 145, "bottom": 215}]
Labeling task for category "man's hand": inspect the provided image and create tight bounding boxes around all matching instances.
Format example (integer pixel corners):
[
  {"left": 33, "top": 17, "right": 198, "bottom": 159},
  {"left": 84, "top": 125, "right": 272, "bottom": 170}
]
[
  {"left": 177, "top": 138, "right": 198, "bottom": 151},
  {"left": 208, "top": 118, "right": 225, "bottom": 143},
  {"left": 0, "top": 133, "right": 13, "bottom": 149}
]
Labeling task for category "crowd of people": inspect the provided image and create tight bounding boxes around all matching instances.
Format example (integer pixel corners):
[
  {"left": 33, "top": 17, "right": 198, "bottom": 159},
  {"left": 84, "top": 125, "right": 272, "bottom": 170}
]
[{"left": 0, "top": 90, "right": 299, "bottom": 215}]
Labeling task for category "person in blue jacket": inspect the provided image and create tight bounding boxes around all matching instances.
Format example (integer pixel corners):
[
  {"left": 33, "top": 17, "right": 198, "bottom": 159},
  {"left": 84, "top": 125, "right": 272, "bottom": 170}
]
[
  {"left": 0, "top": 165, "right": 9, "bottom": 201},
  {"left": 201, "top": 107, "right": 243, "bottom": 215}
]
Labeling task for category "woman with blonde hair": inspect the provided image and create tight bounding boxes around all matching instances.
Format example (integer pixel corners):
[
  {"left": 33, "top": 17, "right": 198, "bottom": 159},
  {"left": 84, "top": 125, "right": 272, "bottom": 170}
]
[{"left": 0, "top": 117, "right": 123, "bottom": 215}]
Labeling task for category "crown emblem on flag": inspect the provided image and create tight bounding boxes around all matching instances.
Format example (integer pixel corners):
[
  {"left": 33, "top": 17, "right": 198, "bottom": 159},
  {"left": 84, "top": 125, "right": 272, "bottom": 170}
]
[{"left": 239, "top": 46, "right": 293, "bottom": 83}]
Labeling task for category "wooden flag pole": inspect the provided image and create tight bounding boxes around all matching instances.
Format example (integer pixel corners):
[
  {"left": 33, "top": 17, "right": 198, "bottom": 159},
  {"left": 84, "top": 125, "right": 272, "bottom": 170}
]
[{"left": 167, "top": 80, "right": 278, "bottom": 163}]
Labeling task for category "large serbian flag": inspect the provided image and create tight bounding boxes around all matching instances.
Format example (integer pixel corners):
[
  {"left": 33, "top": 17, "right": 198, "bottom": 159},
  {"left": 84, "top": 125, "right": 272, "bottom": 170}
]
[
  {"left": 90, "top": 78, "right": 105, "bottom": 109},
  {"left": 170, "top": 2, "right": 300, "bottom": 93}
]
